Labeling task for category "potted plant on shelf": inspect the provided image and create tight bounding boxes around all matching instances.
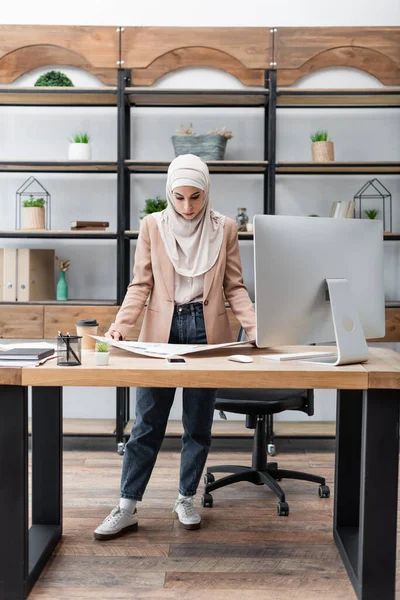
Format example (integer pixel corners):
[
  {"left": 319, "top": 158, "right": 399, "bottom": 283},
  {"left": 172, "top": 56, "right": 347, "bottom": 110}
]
[
  {"left": 94, "top": 341, "right": 110, "bottom": 366},
  {"left": 55, "top": 256, "right": 70, "bottom": 301},
  {"left": 34, "top": 70, "right": 74, "bottom": 87},
  {"left": 140, "top": 196, "right": 167, "bottom": 219},
  {"left": 22, "top": 195, "right": 46, "bottom": 229},
  {"left": 310, "top": 130, "right": 334, "bottom": 162},
  {"left": 68, "top": 132, "right": 92, "bottom": 160},
  {"left": 172, "top": 123, "right": 233, "bottom": 160},
  {"left": 364, "top": 209, "right": 379, "bottom": 220}
]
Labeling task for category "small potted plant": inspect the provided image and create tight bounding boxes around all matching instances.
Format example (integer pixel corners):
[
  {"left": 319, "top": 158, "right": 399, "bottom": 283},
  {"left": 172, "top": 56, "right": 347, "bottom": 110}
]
[
  {"left": 310, "top": 130, "right": 334, "bottom": 162},
  {"left": 55, "top": 256, "right": 70, "bottom": 301},
  {"left": 68, "top": 132, "right": 92, "bottom": 160},
  {"left": 94, "top": 341, "right": 110, "bottom": 366},
  {"left": 34, "top": 70, "right": 74, "bottom": 87},
  {"left": 365, "top": 209, "right": 379, "bottom": 220},
  {"left": 23, "top": 195, "right": 46, "bottom": 229},
  {"left": 172, "top": 123, "right": 233, "bottom": 160},
  {"left": 140, "top": 196, "right": 167, "bottom": 219}
]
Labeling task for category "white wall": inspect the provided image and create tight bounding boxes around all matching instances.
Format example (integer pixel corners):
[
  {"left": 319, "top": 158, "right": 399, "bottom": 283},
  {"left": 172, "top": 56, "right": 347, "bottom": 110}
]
[{"left": 1, "top": 2, "right": 400, "bottom": 424}]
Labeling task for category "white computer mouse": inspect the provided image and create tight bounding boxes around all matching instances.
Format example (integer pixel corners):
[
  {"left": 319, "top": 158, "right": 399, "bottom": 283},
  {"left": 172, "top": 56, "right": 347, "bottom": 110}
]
[{"left": 228, "top": 354, "right": 254, "bottom": 363}]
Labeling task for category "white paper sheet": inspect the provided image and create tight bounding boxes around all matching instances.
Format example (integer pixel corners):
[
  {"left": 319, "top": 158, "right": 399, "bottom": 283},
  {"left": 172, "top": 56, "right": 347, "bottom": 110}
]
[
  {"left": 92, "top": 336, "right": 253, "bottom": 359},
  {"left": 0, "top": 342, "right": 57, "bottom": 351}
]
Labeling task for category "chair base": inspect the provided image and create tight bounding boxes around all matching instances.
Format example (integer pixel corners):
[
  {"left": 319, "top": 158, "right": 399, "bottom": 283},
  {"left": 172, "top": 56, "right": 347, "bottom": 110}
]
[{"left": 204, "top": 462, "right": 327, "bottom": 504}]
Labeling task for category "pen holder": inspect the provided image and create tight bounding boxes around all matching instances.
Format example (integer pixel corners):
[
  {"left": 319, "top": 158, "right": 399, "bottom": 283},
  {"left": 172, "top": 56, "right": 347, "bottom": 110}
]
[{"left": 57, "top": 335, "right": 82, "bottom": 366}]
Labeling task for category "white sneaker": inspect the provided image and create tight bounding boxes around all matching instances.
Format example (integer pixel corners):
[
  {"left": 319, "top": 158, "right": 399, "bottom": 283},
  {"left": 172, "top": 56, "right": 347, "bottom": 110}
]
[
  {"left": 173, "top": 497, "right": 201, "bottom": 530},
  {"left": 94, "top": 506, "right": 138, "bottom": 540}
]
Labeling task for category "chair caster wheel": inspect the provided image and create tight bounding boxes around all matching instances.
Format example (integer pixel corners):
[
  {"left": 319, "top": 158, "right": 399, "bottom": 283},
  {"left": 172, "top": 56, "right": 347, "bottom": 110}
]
[
  {"left": 204, "top": 473, "right": 215, "bottom": 485},
  {"left": 268, "top": 444, "right": 276, "bottom": 456},
  {"left": 318, "top": 485, "right": 330, "bottom": 498},
  {"left": 117, "top": 443, "right": 125, "bottom": 456},
  {"left": 277, "top": 501, "right": 289, "bottom": 516},
  {"left": 201, "top": 493, "right": 213, "bottom": 508}
]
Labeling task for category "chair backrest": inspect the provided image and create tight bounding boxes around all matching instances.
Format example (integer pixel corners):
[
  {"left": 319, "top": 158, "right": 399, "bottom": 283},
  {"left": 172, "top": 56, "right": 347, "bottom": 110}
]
[{"left": 237, "top": 326, "right": 314, "bottom": 416}]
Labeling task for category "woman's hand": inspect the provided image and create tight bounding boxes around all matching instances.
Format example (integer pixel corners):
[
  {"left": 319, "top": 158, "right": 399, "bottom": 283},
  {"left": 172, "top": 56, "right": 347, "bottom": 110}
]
[{"left": 105, "top": 330, "right": 123, "bottom": 341}]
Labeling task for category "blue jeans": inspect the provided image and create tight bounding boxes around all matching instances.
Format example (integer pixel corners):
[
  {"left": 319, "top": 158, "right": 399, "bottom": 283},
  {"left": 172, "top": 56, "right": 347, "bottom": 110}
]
[{"left": 120, "top": 302, "right": 216, "bottom": 500}]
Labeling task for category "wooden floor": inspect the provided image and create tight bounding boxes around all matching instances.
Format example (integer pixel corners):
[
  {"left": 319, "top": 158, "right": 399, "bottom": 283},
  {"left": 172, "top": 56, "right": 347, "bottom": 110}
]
[{"left": 29, "top": 438, "right": 363, "bottom": 600}]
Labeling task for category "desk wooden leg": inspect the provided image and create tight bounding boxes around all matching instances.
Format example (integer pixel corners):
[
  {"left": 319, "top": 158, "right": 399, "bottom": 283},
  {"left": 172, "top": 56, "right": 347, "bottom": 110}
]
[
  {"left": 0, "top": 385, "right": 28, "bottom": 600},
  {"left": 334, "top": 389, "right": 400, "bottom": 600}
]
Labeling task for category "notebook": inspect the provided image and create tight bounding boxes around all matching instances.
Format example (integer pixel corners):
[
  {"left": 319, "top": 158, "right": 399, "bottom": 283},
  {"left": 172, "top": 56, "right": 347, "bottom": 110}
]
[{"left": 0, "top": 347, "right": 55, "bottom": 361}]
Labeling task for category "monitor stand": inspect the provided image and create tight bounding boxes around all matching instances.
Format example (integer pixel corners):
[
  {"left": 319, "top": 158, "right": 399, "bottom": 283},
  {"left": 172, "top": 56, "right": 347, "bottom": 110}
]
[{"left": 301, "top": 278, "right": 369, "bottom": 366}]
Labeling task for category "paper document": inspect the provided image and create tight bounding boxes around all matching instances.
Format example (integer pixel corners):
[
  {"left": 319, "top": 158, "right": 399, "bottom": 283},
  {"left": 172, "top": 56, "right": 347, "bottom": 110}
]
[
  {"left": 92, "top": 336, "right": 254, "bottom": 359},
  {"left": 0, "top": 355, "right": 56, "bottom": 368},
  {"left": 0, "top": 342, "right": 56, "bottom": 351}
]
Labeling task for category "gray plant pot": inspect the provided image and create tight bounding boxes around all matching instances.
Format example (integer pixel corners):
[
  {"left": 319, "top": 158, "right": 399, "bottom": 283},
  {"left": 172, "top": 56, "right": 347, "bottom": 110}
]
[{"left": 171, "top": 134, "right": 228, "bottom": 160}]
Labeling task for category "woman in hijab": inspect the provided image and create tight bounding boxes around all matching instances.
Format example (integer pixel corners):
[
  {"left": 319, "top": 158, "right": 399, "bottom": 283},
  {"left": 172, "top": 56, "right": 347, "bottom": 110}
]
[{"left": 94, "top": 154, "right": 255, "bottom": 540}]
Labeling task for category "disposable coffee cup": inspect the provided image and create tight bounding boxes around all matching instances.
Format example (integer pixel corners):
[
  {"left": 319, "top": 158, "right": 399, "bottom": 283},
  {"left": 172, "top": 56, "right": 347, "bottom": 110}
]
[{"left": 76, "top": 319, "right": 99, "bottom": 350}]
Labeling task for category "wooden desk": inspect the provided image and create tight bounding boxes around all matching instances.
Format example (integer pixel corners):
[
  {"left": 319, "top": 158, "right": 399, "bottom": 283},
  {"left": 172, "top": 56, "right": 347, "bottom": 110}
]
[{"left": 1, "top": 346, "right": 399, "bottom": 600}]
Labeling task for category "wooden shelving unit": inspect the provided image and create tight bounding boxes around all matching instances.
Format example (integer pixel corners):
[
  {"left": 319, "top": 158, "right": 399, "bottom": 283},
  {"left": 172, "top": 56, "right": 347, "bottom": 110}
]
[
  {"left": 125, "top": 160, "right": 269, "bottom": 173},
  {"left": 277, "top": 88, "right": 400, "bottom": 108},
  {"left": 0, "top": 87, "right": 118, "bottom": 106},
  {"left": 276, "top": 162, "right": 400, "bottom": 174},
  {"left": 0, "top": 230, "right": 117, "bottom": 239},
  {"left": 1, "top": 24, "right": 399, "bottom": 449},
  {"left": 0, "top": 161, "right": 117, "bottom": 173}
]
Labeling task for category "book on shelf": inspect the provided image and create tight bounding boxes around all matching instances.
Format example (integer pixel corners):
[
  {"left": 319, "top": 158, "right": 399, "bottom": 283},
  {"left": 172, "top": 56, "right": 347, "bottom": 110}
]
[
  {"left": 70, "top": 226, "right": 107, "bottom": 231},
  {"left": 329, "top": 200, "right": 355, "bottom": 219},
  {"left": 70, "top": 221, "right": 109, "bottom": 229}
]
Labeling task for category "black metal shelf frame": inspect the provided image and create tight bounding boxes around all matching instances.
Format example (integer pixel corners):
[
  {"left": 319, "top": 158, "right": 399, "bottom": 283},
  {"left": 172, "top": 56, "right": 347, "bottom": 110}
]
[{"left": 3, "top": 66, "right": 399, "bottom": 451}]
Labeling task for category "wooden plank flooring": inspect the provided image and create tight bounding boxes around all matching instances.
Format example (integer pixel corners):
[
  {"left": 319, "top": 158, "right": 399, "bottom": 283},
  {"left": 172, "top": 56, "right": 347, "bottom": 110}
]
[{"left": 29, "top": 439, "right": 363, "bottom": 599}]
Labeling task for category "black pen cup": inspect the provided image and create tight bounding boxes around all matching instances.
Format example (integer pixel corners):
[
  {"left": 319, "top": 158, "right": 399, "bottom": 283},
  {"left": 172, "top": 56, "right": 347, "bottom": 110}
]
[{"left": 57, "top": 335, "right": 82, "bottom": 366}]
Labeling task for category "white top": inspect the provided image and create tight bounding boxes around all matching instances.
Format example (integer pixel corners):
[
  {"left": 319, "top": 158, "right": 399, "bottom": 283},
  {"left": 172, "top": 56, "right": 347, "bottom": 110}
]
[{"left": 174, "top": 272, "right": 204, "bottom": 305}]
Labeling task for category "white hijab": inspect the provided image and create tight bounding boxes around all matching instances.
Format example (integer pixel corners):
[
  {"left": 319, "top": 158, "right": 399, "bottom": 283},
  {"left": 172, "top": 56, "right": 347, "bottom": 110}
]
[{"left": 152, "top": 154, "right": 225, "bottom": 277}]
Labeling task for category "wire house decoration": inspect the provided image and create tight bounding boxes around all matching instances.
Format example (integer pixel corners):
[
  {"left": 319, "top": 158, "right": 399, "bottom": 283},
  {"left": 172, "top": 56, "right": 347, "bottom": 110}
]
[
  {"left": 16, "top": 176, "right": 51, "bottom": 230},
  {"left": 354, "top": 178, "right": 392, "bottom": 233}
]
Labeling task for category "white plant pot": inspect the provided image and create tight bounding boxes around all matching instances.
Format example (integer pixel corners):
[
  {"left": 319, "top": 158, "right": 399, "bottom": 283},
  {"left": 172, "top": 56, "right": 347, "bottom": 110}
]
[
  {"left": 23, "top": 206, "right": 45, "bottom": 230},
  {"left": 94, "top": 352, "right": 110, "bottom": 366},
  {"left": 68, "top": 142, "right": 92, "bottom": 160}
]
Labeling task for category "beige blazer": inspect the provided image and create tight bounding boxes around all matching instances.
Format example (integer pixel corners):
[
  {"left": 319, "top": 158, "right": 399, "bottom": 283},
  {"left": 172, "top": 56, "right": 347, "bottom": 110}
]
[{"left": 110, "top": 215, "right": 256, "bottom": 344}]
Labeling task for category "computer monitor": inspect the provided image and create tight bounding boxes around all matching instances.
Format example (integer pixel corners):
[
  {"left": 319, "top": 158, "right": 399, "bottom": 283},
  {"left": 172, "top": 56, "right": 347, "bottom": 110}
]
[{"left": 253, "top": 215, "right": 385, "bottom": 365}]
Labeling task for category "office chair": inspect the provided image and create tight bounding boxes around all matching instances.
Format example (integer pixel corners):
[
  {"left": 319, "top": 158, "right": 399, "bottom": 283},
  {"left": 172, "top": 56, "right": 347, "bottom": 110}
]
[{"left": 202, "top": 329, "right": 330, "bottom": 516}]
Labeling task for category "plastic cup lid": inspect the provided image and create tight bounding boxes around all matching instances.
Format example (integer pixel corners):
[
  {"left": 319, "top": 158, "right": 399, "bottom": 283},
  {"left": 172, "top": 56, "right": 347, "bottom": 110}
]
[{"left": 76, "top": 319, "right": 99, "bottom": 327}]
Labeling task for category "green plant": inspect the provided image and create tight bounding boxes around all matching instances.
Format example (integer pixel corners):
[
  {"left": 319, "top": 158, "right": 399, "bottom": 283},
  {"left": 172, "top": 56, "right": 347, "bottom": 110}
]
[
  {"left": 140, "top": 196, "right": 167, "bottom": 219},
  {"left": 23, "top": 195, "right": 45, "bottom": 208},
  {"left": 70, "top": 132, "right": 91, "bottom": 144},
  {"left": 96, "top": 341, "right": 109, "bottom": 353},
  {"left": 365, "top": 209, "right": 379, "bottom": 219},
  {"left": 176, "top": 123, "right": 233, "bottom": 138},
  {"left": 310, "top": 130, "right": 330, "bottom": 142},
  {"left": 34, "top": 71, "right": 73, "bottom": 87}
]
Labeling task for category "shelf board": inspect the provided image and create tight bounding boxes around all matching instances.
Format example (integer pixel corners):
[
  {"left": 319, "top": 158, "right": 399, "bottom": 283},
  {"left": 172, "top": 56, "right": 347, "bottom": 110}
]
[
  {"left": 125, "top": 230, "right": 253, "bottom": 240},
  {"left": 0, "top": 230, "right": 117, "bottom": 239},
  {"left": 276, "top": 162, "right": 400, "bottom": 175},
  {"left": 125, "top": 88, "right": 268, "bottom": 107},
  {"left": 0, "top": 299, "right": 118, "bottom": 306},
  {"left": 384, "top": 233, "right": 400, "bottom": 241},
  {"left": 125, "top": 160, "right": 268, "bottom": 174},
  {"left": 277, "top": 88, "right": 400, "bottom": 108},
  {"left": 0, "top": 87, "right": 118, "bottom": 106},
  {"left": 0, "top": 161, "right": 117, "bottom": 173}
]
